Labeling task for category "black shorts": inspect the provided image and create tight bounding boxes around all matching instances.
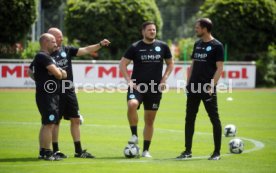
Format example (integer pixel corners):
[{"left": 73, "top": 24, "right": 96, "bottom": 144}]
[
  {"left": 36, "top": 93, "right": 59, "bottom": 125},
  {"left": 59, "top": 91, "right": 80, "bottom": 120},
  {"left": 127, "top": 88, "right": 162, "bottom": 110}
]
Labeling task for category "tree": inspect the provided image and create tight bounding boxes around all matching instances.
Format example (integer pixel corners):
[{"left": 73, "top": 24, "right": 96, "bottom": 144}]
[
  {"left": 65, "top": 0, "right": 162, "bottom": 60},
  {"left": 155, "top": 0, "right": 204, "bottom": 41},
  {"left": 256, "top": 44, "right": 276, "bottom": 86},
  {"left": 0, "top": 0, "right": 36, "bottom": 58},
  {"left": 41, "top": 0, "right": 65, "bottom": 32},
  {"left": 199, "top": 0, "right": 276, "bottom": 61},
  {"left": 0, "top": 0, "right": 36, "bottom": 45}
]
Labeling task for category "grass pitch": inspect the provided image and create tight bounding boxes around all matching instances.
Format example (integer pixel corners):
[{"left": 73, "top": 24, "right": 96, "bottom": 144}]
[{"left": 0, "top": 89, "right": 276, "bottom": 173}]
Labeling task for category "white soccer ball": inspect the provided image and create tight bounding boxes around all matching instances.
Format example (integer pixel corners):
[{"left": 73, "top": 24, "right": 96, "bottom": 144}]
[
  {"left": 229, "top": 138, "right": 244, "bottom": 154},
  {"left": 224, "top": 124, "right": 236, "bottom": 137},
  {"left": 124, "top": 144, "right": 139, "bottom": 158}
]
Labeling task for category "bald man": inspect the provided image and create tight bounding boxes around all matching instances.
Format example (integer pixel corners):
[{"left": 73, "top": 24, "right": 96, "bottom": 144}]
[
  {"left": 46, "top": 28, "right": 110, "bottom": 158},
  {"left": 31, "top": 33, "right": 67, "bottom": 161}
]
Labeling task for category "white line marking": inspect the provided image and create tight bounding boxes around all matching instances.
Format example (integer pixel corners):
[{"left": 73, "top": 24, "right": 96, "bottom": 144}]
[{"left": 0, "top": 121, "right": 265, "bottom": 165}]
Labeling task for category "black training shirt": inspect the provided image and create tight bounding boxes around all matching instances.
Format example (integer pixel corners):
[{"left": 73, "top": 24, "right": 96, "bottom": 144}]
[
  {"left": 124, "top": 40, "right": 172, "bottom": 84},
  {"left": 52, "top": 46, "right": 78, "bottom": 82},
  {"left": 32, "top": 51, "right": 59, "bottom": 94},
  {"left": 189, "top": 39, "right": 224, "bottom": 84},
  {"left": 51, "top": 46, "right": 78, "bottom": 92}
]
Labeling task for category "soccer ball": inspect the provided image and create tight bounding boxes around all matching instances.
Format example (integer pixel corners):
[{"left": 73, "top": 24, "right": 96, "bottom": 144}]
[
  {"left": 124, "top": 144, "right": 139, "bottom": 158},
  {"left": 224, "top": 124, "right": 236, "bottom": 137},
  {"left": 229, "top": 138, "right": 244, "bottom": 154}
]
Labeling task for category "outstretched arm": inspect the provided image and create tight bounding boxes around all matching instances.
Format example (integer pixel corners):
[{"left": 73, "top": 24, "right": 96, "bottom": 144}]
[{"left": 76, "top": 39, "right": 111, "bottom": 57}]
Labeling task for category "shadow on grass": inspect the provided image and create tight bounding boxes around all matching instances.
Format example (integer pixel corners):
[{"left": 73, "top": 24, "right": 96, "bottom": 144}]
[
  {"left": 94, "top": 156, "right": 205, "bottom": 162},
  {"left": 0, "top": 157, "right": 39, "bottom": 163}
]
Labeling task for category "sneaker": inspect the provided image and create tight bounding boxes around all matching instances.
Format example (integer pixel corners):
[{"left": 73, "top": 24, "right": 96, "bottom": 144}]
[
  {"left": 128, "top": 135, "right": 138, "bottom": 144},
  {"left": 74, "top": 150, "right": 95, "bottom": 158},
  {"left": 141, "top": 150, "right": 152, "bottom": 158},
  {"left": 176, "top": 151, "right": 192, "bottom": 159},
  {"left": 53, "top": 151, "right": 68, "bottom": 158},
  {"left": 44, "top": 154, "right": 62, "bottom": 161},
  {"left": 208, "top": 152, "right": 220, "bottom": 160}
]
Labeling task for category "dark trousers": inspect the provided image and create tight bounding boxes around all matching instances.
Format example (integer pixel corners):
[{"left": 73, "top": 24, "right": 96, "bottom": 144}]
[{"left": 185, "top": 92, "right": 222, "bottom": 154}]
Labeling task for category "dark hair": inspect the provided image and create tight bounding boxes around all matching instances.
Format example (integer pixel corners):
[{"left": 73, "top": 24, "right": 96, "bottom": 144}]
[
  {"left": 197, "top": 18, "right": 213, "bottom": 32},
  {"left": 141, "top": 21, "right": 156, "bottom": 30}
]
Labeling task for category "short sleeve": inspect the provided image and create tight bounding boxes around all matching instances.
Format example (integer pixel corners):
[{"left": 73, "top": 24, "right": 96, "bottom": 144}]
[
  {"left": 216, "top": 44, "right": 224, "bottom": 62},
  {"left": 163, "top": 44, "right": 172, "bottom": 59},
  {"left": 123, "top": 45, "right": 135, "bottom": 60},
  {"left": 38, "top": 54, "right": 55, "bottom": 68},
  {"left": 66, "top": 46, "right": 79, "bottom": 57}
]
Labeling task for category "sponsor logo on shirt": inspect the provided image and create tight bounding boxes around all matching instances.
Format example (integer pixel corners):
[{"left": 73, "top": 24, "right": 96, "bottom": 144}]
[
  {"left": 155, "top": 46, "right": 161, "bottom": 52},
  {"left": 194, "top": 53, "right": 207, "bottom": 60},
  {"left": 61, "top": 51, "right": 67, "bottom": 58},
  {"left": 139, "top": 49, "right": 147, "bottom": 52},
  {"left": 206, "top": 46, "right": 212, "bottom": 52},
  {"left": 52, "top": 58, "right": 56, "bottom": 64},
  {"left": 140, "top": 54, "right": 161, "bottom": 62},
  {"left": 56, "top": 58, "right": 68, "bottom": 68}
]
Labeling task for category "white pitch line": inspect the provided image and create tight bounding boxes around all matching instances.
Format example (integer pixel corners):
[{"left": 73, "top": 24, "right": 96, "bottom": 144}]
[
  {"left": 239, "top": 137, "right": 265, "bottom": 153},
  {"left": 0, "top": 121, "right": 265, "bottom": 165}
]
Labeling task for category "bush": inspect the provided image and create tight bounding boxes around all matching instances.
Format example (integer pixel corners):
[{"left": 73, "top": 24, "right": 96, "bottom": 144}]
[
  {"left": 256, "top": 44, "right": 276, "bottom": 86},
  {"left": 0, "top": 0, "right": 36, "bottom": 45},
  {"left": 21, "top": 41, "right": 40, "bottom": 59},
  {"left": 177, "top": 37, "right": 196, "bottom": 61},
  {"left": 0, "top": 0, "right": 36, "bottom": 59},
  {"left": 65, "top": 0, "right": 162, "bottom": 60},
  {"left": 199, "top": 0, "right": 276, "bottom": 61}
]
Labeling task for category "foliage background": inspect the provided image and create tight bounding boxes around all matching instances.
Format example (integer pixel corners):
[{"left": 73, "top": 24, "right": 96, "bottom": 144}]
[
  {"left": 198, "top": 0, "right": 276, "bottom": 61},
  {"left": 196, "top": 0, "right": 276, "bottom": 86},
  {"left": 0, "top": 0, "right": 36, "bottom": 58},
  {"left": 65, "top": 0, "right": 162, "bottom": 60},
  {"left": 0, "top": 0, "right": 275, "bottom": 86}
]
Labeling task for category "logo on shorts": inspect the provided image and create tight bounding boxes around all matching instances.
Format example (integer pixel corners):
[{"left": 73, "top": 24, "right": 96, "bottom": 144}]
[
  {"left": 49, "top": 114, "right": 55, "bottom": 121},
  {"left": 152, "top": 103, "right": 159, "bottom": 109},
  {"left": 129, "top": 94, "right": 135, "bottom": 99}
]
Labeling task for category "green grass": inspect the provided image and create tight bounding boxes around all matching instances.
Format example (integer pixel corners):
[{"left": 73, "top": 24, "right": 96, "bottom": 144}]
[{"left": 0, "top": 89, "right": 276, "bottom": 173}]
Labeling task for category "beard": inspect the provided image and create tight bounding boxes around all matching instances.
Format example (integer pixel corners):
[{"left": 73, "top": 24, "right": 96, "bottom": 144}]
[
  {"left": 144, "top": 35, "right": 155, "bottom": 42},
  {"left": 49, "top": 46, "right": 57, "bottom": 54},
  {"left": 196, "top": 32, "right": 204, "bottom": 38}
]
